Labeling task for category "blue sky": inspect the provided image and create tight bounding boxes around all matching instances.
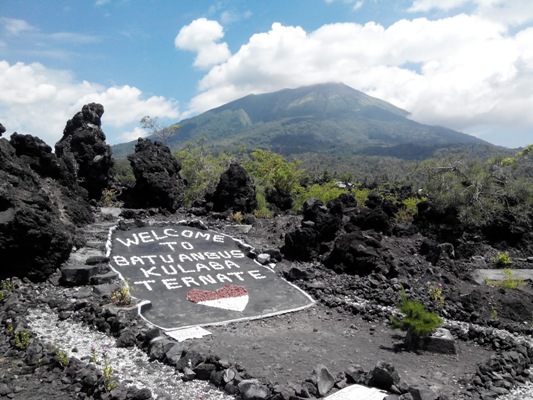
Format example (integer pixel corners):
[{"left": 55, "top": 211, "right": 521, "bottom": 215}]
[{"left": 1, "top": 0, "right": 533, "bottom": 148}]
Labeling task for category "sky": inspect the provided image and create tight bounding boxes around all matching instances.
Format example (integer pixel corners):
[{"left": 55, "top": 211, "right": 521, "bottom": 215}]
[{"left": 1, "top": 0, "right": 533, "bottom": 148}]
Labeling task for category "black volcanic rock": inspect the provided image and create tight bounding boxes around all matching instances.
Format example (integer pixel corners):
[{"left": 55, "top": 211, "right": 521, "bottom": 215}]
[
  {"left": 349, "top": 207, "right": 392, "bottom": 235},
  {"left": 283, "top": 198, "right": 343, "bottom": 260},
  {"left": 10, "top": 133, "right": 93, "bottom": 226},
  {"left": 206, "top": 162, "right": 257, "bottom": 213},
  {"left": 55, "top": 103, "right": 114, "bottom": 201},
  {"left": 0, "top": 138, "right": 73, "bottom": 282},
  {"left": 0, "top": 123, "right": 5, "bottom": 136},
  {"left": 325, "top": 230, "right": 384, "bottom": 276},
  {"left": 265, "top": 186, "right": 293, "bottom": 211},
  {"left": 125, "top": 138, "right": 185, "bottom": 212}
]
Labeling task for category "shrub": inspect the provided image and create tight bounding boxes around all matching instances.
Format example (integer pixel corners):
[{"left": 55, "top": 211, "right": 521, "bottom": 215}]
[
  {"left": 354, "top": 187, "right": 371, "bottom": 207},
  {"left": 253, "top": 192, "right": 274, "bottom": 219},
  {"left": 485, "top": 268, "right": 524, "bottom": 290},
  {"left": 293, "top": 181, "right": 349, "bottom": 211},
  {"left": 111, "top": 284, "right": 132, "bottom": 307},
  {"left": 15, "top": 330, "right": 30, "bottom": 349},
  {"left": 391, "top": 289, "right": 442, "bottom": 336},
  {"left": 175, "top": 139, "right": 233, "bottom": 206},
  {"left": 393, "top": 196, "right": 427, "bottom": 224},
  {"left": 113, "top": 159, "right": 135, "bottom": 182},
  {"left": 491, "top": 252, "right": 512, "bottom": 267},
  {"left": 243, "top": 149, "right": 303, "bottom": 195}
]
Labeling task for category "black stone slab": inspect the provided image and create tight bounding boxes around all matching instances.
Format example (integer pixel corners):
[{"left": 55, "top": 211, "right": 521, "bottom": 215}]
[{"left": 107, "top": 224, "right": 315, "bottom": 330}]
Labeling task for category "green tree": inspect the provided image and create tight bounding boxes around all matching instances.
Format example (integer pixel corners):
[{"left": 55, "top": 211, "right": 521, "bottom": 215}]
[
  {"left": 243, "top": 149, "right": 303, "bottom": 194},
  {"left": 140, "top": 116, "right": 180, "bottom": 145},
  {"left": 175, "top": 138, "right": 233, "bottom": 206}
]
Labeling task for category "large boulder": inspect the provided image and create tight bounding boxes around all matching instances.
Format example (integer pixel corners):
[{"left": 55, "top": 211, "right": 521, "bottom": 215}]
[
  {"left": 0, "top": 138, "right": 74, "bottom": 281},
  {"left": 325, "top": 230, "right": 385, "bottom": 275},
  {"left": 55, "top": 103, "right": 114, "bottom": 201},
  {"left": 283, "top": 197, "right": 343, "bottom": 260},
  {"left": 125, "top": 138, "right": 185, "bottom": 212},
  {"left": 206, "top": 162, "right": 257, "bottom": 213},
  {"left": 10, "top": 133, "right": 93, "bottom": 226}
]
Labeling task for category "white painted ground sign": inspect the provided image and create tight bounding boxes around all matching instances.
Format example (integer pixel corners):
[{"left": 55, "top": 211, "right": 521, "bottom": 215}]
[
  {"left": 325, "top": 384, "right": 388, "bottom": 400},
  {"left": 107, "top": 224, "right": 315, "bottom": 330}
]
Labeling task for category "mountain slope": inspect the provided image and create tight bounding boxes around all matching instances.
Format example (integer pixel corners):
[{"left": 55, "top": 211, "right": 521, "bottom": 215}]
[{"left": 112, "top": 83, "right": 488, "bottom": 158}]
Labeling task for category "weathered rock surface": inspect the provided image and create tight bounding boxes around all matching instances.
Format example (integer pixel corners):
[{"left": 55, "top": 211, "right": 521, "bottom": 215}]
[
  {"left": 206, "top": 162, "right": 257, "bottom": 213},
  {"left": 124, "top": 138, "right": 185, "bottom": 212},
  {"left": 0, "top": 138, "right": 73, "bottom": 281},
  {"left": 10, "top": 133, "right": 93, "bottom": 226},
  {"left": 55, "top": 103, "right": 114, "bottom": 201}
]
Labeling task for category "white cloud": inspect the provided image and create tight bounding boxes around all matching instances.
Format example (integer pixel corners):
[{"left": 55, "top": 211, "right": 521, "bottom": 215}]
[
  {"left": 117, "top": 126, "right": 148, "bottom": 143},
  {"left": 324, "top": 0, "right": 364, "bottom": 10},
  {"left": 408, "top": 0, "right": 469, "bottom": 12},
  {"left": 174, "top": 18, "right": 231, "bottom": 69},
  {"left": 183, "top": 14, "right": 533, "bottom": 147},
  {"left": 0, "top": 17, "right": 35, "bottom": 35},
  {"left": 408, "top": 0, "right": 533, "bottom": 27},
  {"left": 0, "top": 61, "right": 180, "bottom": 146}
]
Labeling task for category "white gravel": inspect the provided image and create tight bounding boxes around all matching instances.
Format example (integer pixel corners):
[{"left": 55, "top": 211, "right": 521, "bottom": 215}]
[{"left": 26, "top": 307, "right": 235, "bottom": 400}]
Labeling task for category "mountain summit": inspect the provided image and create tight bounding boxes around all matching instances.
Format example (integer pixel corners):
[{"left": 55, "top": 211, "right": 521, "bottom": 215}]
[{"left": 113, "top": 83, "right": 486, "bottom": 158}]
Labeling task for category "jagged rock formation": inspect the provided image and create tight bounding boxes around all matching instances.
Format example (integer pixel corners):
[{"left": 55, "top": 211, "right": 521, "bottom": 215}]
[
  {"left": 283, "top": 197, "right": 344, "bottom": 261},
  {"left": 10, "top": 133, "right": 93, "bottom": 226},
  {"left": 125, "top": 138, "right": 185, "bottom": 212},
  {"left": 0, "top": 138, "right": 74, "bottom": 282},
  {"left": 206, "top": 162, "right": 257, "bottom": 213},
  {"left": 55, "top": 103, "right": 114, "bottom": 201}
]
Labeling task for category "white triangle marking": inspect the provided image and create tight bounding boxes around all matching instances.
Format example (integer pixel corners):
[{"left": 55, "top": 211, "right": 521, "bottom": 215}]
[{"left": 197, "top": 295, "right": 249, "bottom": 312}]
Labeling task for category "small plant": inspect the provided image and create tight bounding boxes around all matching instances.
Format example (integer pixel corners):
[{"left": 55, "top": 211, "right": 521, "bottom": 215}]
[
  {"left": 55, "top": 350, "right": 69, "bottom": 367},
  {"left": 101, "top": 188, "right": 123, "bottom": 208},
  {"left": 15, "top": 330, "right": 30, "bottom": 350},
  {"left": 90, "top": 343, "right": 99, "bottom": 363},
  {"left": 101, "top": 346, "right": 117, "bottom": 392},
  {"left": 1, "top": 279, "right": 15, "bottom": 292},
  {"left": 5, "top": 318, "right": 14, "bottom": 335},
  {"left": 427, "top": 282, "right": 445, "bottom": 309},
  {"left": 111, "top": 284, "right": 132, "bottom": 307},
  {"left": 391, "top": 289, "right": 442, "bottom": 337},
  {"left": 229, "top": 211, "right": 244, "bottom": 224},
  {"left": 485, "top": 268, "right": 524, "bottom": 290},
  {"left": 490, "top": 306, "right": 498, "bottom": 320},
  {"left": 0, "top": 279, "right": 15, "bottom": 301},
  {"left": 491, "top": 252, "right": 512, "bottom": 267}
]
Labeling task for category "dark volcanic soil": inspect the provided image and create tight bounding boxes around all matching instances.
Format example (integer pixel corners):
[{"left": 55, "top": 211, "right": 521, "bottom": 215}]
[
  {"left": 190, "top": 303, "right": 492, "bottom": 399},
  {"left": 3, "top": 207, "right": 533, "bottom": 400}
]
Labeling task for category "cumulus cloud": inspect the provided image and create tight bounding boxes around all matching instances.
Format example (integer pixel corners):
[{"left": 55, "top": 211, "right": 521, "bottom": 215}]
[
  {"left": 174, "top": 18, "right": 231, "bottom": 69},
  {"left": 0, "top": 61, "right": 180, "bottom": 145},
  {"left": 182, "top": 10, "right": 533, "bottom": 147}
]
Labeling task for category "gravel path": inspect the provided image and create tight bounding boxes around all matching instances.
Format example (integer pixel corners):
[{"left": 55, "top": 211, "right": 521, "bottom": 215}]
[{"left": 26, "top": 307, "right": 234, "bottom": 400}]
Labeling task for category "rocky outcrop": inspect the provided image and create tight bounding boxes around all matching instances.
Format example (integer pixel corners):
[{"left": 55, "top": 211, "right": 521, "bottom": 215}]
[
  {"left": 265, "top": 186, "right": 293, "bottom": 211},
  {"left": 206, "top": 162, "right": 257, "bottom": 213},
  {"left": 325, "top": 230, "right": 388, "bottom": 276},
  {"left": 0, "top": 138, "right": 73, "bottom": 282},
  {"left": 125, "top": 138, "right": 185, "bottom": 212},
  {"left": 55, "top": 103, "right": 114, "bottom": 201},
  {"left": 283, "top": 197, "right": 344, "bottom": 261},
  {"left": 10, "top": 133, "right": 93, "bottom": 226}
]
